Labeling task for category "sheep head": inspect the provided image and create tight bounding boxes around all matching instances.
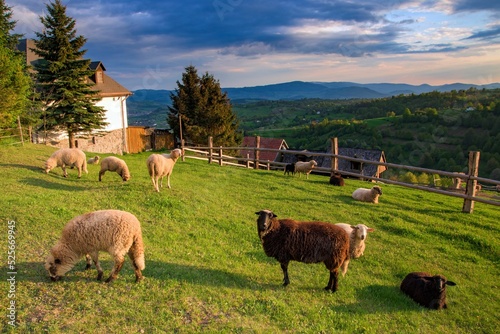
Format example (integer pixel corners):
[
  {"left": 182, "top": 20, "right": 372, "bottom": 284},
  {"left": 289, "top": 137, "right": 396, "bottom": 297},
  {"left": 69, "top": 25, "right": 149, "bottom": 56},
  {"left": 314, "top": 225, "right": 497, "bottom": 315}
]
[
  {"left": 45, "top": 244, "right": 78, "bottom": 282},
  {"left": 255, "top": 210, "right": 277, "bottom": 236},
  {"left": 310, "top": 160, "right": 318, "bottom": 167},
  {"left": 170, "top": 148, "right": 183, "bottom": 161},
  {"left": 349, "top": 224, "right": 374, "bottom": 240},
  {"left": 430, "top": 274, "right": 456, "bottom": 291},
  {"left": 372, "top": 186, "right": 383, "bottom": 195}
]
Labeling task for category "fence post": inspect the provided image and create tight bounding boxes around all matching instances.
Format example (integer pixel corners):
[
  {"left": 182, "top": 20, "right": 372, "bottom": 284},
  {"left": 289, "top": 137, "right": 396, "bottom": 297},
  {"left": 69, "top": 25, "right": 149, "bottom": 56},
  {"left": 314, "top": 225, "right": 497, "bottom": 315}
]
[
  {"left": 462, "top": 151, "right": 480, "bottom": 213},
  {"left": 181, "top": 139, "right": 185, "bottom": 162},
  {"left": 208, "top": 136, "right": 213, "bottom": 164},
  {"left": 246, "top": 154, "right": 250, "bottom": 168},
  {"left": 254, "top": 136, "right": 260, "bottom": 170},
  {"left": 17, "top": 116, "right": 24, "bottom": 146},
  {"left": 219, "top": 146, "right": 223, "bottom": 166},
  {"left": 330, "top": 137, "right": 338, "bottom": 175}
]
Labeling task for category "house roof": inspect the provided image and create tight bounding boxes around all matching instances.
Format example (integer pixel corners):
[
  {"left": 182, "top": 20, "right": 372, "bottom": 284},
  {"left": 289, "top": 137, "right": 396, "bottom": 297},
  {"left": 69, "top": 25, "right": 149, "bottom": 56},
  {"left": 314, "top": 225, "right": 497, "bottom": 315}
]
[{"left": 240, "top": 136, "right": 289, "bottom": 162}]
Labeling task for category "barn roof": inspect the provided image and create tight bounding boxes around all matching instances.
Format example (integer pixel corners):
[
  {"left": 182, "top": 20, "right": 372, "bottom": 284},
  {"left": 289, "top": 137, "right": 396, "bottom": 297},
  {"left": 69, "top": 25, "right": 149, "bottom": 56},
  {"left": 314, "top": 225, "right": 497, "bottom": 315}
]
[{"left": 240, "top": 136, "right": 289, "bottom": 162}]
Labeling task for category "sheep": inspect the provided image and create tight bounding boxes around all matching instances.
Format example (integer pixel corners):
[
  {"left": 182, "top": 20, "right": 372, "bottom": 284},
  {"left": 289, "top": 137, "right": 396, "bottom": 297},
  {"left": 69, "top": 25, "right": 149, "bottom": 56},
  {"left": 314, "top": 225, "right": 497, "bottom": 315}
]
[
  {"left": 335, "top": 223, "right": 374, "bottom": 259},
  {"left": 146, "top": 148, "right": 182, "bottom": 192},
  {"left": 255, "top": 209, "right": 350, "bottom": 292},
  {"left": 44, "top": 148, "right": 88, "bottom": 178},
  {"left": 329, "top": 172, "right": 345, "bottom": 186},
  {"left": 99, "top": 156, "right": 131, "bottom": 182},
  {"left": 352, "top": 186, "right": 383, "bottom": 203},
  {"left": 294, "top": 160, "right": 318, "bottom": 179},
  {"left": 45, "top": 210, "right": 145, "bottom": 283},
  {"left": 284, "top": 163, "right": 295, "bottom": 176},
  {"left": 400, "top": 272, "right": 456, "bottom": 310},
  {"left": 87, "top": 156, "right": 100, "bottom": 165}
]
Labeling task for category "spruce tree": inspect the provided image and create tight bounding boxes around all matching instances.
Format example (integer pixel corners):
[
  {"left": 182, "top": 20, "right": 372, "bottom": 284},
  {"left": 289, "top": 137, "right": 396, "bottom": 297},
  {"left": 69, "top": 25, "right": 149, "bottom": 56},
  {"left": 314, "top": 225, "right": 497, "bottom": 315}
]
[
  {"left": 33, "top": 0, "right": 106, "bottom": 147},
  {"left": 0, "top": 0, "right": 21, "bottom": 49},
  {"left": 168, "top": 65, "right": 241, "bottom": 147}
]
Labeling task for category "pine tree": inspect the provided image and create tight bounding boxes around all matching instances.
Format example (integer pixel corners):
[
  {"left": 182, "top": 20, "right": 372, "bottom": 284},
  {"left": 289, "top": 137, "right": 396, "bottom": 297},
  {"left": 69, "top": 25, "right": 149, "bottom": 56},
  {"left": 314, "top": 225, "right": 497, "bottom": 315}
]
[
  {"left": 168, "top": 65, "right": 241, "bottom": 147},
  {"left": 0, "top": 0, "right": 31, "bottom": 128},
  {"left": 32, "top": 0, "right": 106, "bottom": 147}
]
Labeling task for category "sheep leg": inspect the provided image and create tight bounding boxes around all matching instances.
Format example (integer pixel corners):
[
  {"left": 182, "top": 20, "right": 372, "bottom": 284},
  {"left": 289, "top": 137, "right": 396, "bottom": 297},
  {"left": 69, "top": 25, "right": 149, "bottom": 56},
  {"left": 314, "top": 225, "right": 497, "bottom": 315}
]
[
  {"left": 89, "top": 252, "right": 103, "bottom": 280},
  {"left": 84, "top": 254, "right": 92, "bottom": 270},
  {"left": 128, "top": 251, "right": 144, "bottom": 283},
  {"left": 166, "top": 174, "right": 171, "bottom": 189},
  {"left": 325, "top": 270, "right": 339, "bottom": 292},
  {"left": 61, "top": 165, "right": 68, "bottom": 177},
  {"left": 280, "top": 262, "right": 290, "bottom": 286},
  {"left": 99, "top": 170, "right": 105, "bottom": 181},
  {"left": 77, "top": 166, "right": 82, "bottom": 178},
  {"left": 105, "top": 256, "right": 125, "bottom": 283}
]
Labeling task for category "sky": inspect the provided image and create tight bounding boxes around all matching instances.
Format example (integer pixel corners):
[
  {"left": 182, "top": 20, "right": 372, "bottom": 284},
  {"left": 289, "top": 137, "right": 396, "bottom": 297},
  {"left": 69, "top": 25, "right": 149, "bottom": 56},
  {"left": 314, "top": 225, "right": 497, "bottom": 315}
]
[{"left": 9, "top": 0, "right": 500, "bottom": 91}]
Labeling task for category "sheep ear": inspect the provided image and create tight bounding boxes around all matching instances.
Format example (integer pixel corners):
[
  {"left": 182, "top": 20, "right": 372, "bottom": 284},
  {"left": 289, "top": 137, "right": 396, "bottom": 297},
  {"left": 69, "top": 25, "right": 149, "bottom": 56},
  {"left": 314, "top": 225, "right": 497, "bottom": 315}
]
[
  {"left": 367, "top": 228, "right": 375, "bottom": 232},
  {"left": 446, "top": 281, "right": 456, "bottom": 286},
  {"left": 350, "top": 225, "right": 357, "bottom": 229}
]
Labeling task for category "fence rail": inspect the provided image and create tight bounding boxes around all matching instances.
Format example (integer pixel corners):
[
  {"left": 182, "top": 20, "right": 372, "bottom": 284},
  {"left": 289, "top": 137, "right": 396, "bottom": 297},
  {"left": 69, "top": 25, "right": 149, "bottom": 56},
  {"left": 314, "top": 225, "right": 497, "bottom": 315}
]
[
  {"left": 0, "top": 117, "right": 29, "bottom": 146},
  {"left": 182, "top": 137, "right": 499, "bottom": 213}
]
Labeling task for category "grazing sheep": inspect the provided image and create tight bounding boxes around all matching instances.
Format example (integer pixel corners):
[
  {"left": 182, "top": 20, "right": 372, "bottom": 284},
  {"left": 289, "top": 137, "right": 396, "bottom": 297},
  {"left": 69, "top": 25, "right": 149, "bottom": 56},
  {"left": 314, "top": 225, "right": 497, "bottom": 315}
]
[
  {"left": 45, "top": 210, "right": 145, "bottom": 283},
  {"left": 87, "top": 156, "right": 100, "bottom": 165},
  {"left": 400, "top": 272, "right": 456, "bottom": 310},
  {"left": 329, "top": 172, "right": 345, "bottom": 186},
  {"left": 99, "top": 156, "right": 131, "bottom": 182},
  {"left": 146, "top": 148, "right": 182, "bottom": 192},
  {"left": 255, "top": 209, "right": 350, "bottom": 292},
  {"left": 335, "top": 223, "right": 374, "bottom": 259},
  {"left": 284, "top": 163, "right": 295, "bottom": 176},
  {"left": 294, "top": 160, "right": 318, "bottom": 179},
  {"left": 352, "top": 186, "right": 383, "bottom": 203},
  {"left": 44, "top": 148, "right": 88, "bottom": 178}
]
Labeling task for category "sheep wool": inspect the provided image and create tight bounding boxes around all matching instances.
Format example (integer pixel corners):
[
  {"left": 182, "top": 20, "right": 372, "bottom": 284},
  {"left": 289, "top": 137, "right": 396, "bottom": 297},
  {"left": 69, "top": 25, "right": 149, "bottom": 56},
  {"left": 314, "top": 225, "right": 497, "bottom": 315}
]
[
  {"left": 400, "top": 272, "right": 456, "bottom": 310},
  {"left": 335, "top": 223, "right": 374, "bottom": 258},
  {"left": 44, "top": 148, "right": 88, "bottom": 178},
  {"left": 146, "top": 148, "right": 182, "bottom": 192},
  {"left": 352, "top": 186, "right": 383, "bottom": 203},
  {"left": 99, "top": 156, "right": 131, "bottom": 181},
  {"left": 87, "top": 156, "right": 100, "bottom": 165},
  {"left": 294, "top": 160, "right": 318, "bottom": 179},
  {"left": 255, "top": 210, "right": 350, "bottom": 292},
  {"left": 45, "top": 210, "right": 145, "bottom": 283}
]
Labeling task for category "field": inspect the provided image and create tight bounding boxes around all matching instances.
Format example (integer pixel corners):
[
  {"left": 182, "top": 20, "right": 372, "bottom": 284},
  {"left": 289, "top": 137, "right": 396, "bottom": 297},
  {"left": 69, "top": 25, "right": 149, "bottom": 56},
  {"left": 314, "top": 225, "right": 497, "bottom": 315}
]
[{"left": 1, "top": 144, "right": 499, "bottom": 333}]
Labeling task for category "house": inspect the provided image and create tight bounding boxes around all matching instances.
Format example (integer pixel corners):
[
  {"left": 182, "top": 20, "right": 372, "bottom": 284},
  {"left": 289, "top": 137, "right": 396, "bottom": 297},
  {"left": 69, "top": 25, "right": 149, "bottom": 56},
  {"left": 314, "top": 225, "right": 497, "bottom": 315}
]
[
  {"left": 17, "top": 39, "right": 132, "bottom": 154},
  {"left": 240, "top": 136, "right": 289, "bottom": 162}
]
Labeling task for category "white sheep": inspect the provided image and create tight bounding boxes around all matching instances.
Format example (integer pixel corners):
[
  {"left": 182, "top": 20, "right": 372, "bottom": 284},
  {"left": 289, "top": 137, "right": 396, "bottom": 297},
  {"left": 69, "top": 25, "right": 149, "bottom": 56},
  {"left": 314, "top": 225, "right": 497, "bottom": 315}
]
[
  {"left": 294, "top": 160, "right": 318, "bottom": 179},
  {"left": 45, "top": 210, "right": 145, "bottom": 283},
  {"left": 87, "top": 156, "right": 100, "bottom": 165},
  {"left": 44, "top": 148, "right": 88, "bottom": 178},
  {"left": 99, "top": 156, "right": 131, "bottom": 181},
  {"left": 146, "top": 148, "right": 182, "bottom": 192},
  {"left": 352, "top": 186, "right": 383, "bottom": 203},
  {"left": 335, "top": 223, "right": 374, "bottom": 259}
]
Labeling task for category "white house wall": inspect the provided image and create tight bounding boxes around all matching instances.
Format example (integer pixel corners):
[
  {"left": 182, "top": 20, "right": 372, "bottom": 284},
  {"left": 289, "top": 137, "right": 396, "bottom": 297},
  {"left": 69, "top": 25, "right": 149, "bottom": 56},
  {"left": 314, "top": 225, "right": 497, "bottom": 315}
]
[{"left": 96, "top": 96, "right": 128, "bottom": 131}]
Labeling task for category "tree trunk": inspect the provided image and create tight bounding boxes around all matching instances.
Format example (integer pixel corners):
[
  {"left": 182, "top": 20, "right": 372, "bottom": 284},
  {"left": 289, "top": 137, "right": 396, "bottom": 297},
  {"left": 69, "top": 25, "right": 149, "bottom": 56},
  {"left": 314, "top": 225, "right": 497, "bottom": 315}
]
[{"left": 68, "top": 131, "right": 75, "bottom": 148}]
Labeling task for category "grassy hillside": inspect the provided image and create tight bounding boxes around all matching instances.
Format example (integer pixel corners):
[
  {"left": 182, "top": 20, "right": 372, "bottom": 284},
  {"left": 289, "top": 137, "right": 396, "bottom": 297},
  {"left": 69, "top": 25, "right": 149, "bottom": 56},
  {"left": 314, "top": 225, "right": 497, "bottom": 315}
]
[{"left": 1, "top": 144, "right": 499, "bottom": 333}]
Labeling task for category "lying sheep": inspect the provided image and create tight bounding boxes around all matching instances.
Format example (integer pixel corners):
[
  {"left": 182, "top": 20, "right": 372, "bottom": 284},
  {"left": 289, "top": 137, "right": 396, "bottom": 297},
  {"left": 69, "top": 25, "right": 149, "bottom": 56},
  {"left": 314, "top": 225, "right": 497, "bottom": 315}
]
[
  {"left": 335, "top": 223, "right": 374, "bottom": 259},
  {"left": 87, "top": 156, "right": 100, "bottom": 165},
  {"left": 352, "top": 186, "right": 383, "bottom": 203},
  {"left": 255, "top": 209, "right": 350, "bottom": 292},
  {"left": 329, "top": 172, "right": 345, "bottom": 186},
  {"left": 45, "top": 210, "right": 145, "bottom": 283},
  {"left": 295, "top": 160, "right": 317, "bottom": 179},
  {"left": 400, "top": 272, "right": 456, "bottom": 310},
  {"left": 284, "top": 163, "right": 295, "bottom": 176},
  {"left": 44, "top": 148, "right": 88, "bottom": 178},
  {"left": 146, "top": 148, "right": 182, "bottom": 192},
  {"left": 99, "top": 156, "right": 131, "bottom": 181}
]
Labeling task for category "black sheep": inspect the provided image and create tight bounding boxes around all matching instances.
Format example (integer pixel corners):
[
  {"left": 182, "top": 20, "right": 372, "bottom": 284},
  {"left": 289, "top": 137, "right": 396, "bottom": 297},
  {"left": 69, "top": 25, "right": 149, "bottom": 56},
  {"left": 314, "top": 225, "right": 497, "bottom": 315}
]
[
  {"left": 329, "top": 173, "right": 345, "bottom": 186},
  {"left": 284, "top": 163, "right": 295, "bottom": 176},
  {"left": 400, "top": 272, "right": 456, "bottom": 309},
  {"left": 255, "top": 210, "right": 350, "bottom": 292}
]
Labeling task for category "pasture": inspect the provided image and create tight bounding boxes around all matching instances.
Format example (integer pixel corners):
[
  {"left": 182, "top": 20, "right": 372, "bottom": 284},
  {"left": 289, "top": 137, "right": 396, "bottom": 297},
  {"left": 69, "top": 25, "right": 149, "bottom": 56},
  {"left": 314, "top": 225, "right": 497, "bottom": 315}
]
[{"left": 1, "top": 144, "right": 499, "bottom": 333}]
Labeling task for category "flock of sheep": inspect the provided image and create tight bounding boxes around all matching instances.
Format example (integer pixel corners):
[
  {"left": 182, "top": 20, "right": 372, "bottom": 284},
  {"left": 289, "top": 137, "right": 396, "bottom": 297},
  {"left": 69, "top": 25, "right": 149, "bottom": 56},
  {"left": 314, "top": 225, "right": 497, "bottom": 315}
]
[{"left": 42, "top": 148, "right": 456, "bottom": 310}]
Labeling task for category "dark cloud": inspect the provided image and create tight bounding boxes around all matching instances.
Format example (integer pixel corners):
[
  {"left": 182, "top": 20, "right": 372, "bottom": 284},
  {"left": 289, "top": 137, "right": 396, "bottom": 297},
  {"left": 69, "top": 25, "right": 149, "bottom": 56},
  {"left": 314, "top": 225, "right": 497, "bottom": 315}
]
[{"left": 463, "top": 25, "right": 500, "bottom": 41}]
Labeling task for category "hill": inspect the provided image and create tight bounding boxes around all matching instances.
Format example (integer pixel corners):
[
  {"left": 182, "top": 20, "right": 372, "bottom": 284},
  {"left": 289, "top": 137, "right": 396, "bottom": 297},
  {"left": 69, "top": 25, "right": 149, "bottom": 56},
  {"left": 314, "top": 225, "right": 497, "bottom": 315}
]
[{"left": 1, "top": 144, "right": 499, "bottom": 332}]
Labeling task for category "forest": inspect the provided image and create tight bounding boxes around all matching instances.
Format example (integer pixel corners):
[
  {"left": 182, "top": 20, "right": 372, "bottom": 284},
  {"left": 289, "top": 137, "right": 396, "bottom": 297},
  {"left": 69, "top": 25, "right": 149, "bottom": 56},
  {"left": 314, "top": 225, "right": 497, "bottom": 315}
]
[{"left": 234, "top": 88, "right": 500, "bottom": 179}]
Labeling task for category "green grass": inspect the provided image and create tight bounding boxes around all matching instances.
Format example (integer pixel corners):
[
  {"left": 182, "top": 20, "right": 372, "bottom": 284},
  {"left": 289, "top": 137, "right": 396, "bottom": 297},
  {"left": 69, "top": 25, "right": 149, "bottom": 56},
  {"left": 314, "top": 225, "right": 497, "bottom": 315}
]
[{"left": 1, "top": 144, "right": 499, "bottom": 333}]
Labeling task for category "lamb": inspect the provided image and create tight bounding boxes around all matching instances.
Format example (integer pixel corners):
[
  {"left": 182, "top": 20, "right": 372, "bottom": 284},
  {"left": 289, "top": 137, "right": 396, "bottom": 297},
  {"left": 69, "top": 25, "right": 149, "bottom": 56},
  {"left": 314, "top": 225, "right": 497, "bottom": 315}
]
[
  {"left": 400, "top": 272, "right": 456, "bottom": 310},
  {"left": 87, "top": 156, "right": 100, "bottom": 165},
  {"left": 329, "top": 172, "right": 345, "bottom": 186},
  {"left": 352, "top": 186, "right": 383, "bottom": 203},
  {"left": 335, "top": 223, "right": 374, "bottom": 259},
  {"left": 146, "top": 148, "right": 182, "bottom": 192},
  {"left": 45, "top": 210, "right": 145, "bottom": 283},
  {"left": 255, "top": 209, "right": 350, "bottom": 292},
  {"left": 99, "top": 156, "right": 131, "bottom": 181},
  {"left": 284, "top": 163, "right": 295, "bottom": 176},
  {"left": 44, "top": 148, "right": 88, "bottom": 178},
  {"left": 294, "top": 160, "right": 318, "bottom": 179}
]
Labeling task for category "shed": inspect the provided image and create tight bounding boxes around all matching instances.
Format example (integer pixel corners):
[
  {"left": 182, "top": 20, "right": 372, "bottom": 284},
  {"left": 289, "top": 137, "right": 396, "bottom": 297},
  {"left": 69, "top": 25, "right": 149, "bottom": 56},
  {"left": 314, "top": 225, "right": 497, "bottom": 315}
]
[{"left": 240, "top": 136, "right": 289, "bottom": 162}]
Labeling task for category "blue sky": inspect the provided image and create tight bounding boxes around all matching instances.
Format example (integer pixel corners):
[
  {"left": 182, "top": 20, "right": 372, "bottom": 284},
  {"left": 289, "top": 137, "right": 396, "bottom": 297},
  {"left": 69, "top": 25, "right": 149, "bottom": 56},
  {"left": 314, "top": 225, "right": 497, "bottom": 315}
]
[{"left": 9, "top": 0, "right": 500, "bottom": 91}]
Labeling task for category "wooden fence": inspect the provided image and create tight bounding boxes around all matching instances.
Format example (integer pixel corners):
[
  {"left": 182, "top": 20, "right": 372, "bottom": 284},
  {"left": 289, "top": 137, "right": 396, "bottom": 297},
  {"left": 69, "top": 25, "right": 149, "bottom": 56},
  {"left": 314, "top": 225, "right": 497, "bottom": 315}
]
[
  {"left": 181, "top": 137, "right": 500, "bottom": 214},
  {"left": 0, "top": 117, "right": 28, "bottom": 146}
]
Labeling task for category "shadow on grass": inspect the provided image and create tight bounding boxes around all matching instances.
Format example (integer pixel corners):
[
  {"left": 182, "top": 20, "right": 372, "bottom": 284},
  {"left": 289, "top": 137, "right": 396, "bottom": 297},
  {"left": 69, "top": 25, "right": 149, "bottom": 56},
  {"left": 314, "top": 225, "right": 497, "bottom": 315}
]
[
  {"left": 0, "top": 163, "right": 44, "bottom": 173},
  {"left": 20, "top": 177, "right": 89, "bottom": 191}
]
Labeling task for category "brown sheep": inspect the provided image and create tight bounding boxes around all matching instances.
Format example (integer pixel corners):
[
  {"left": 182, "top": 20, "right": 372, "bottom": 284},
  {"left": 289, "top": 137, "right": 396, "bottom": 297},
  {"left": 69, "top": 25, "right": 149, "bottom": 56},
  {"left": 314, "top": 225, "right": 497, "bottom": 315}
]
[
  {"left": 255, "top": 209, "right": 350, "bottom": 292},
  {"left": 400, "top": 272, "right": 456, "bottom": 310},
  {"left": 329, "top": 172, "right": 345, "bottom": 186}
]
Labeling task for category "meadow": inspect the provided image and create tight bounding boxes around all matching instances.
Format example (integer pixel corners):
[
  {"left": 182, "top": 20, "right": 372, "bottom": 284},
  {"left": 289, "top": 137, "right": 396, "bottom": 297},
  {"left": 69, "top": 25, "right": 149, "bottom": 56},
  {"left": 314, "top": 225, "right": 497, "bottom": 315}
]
[{"left": 1, "top": 144, "right": 499, "bottom": 333}]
